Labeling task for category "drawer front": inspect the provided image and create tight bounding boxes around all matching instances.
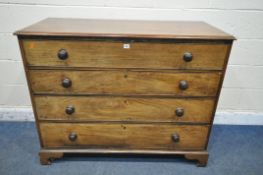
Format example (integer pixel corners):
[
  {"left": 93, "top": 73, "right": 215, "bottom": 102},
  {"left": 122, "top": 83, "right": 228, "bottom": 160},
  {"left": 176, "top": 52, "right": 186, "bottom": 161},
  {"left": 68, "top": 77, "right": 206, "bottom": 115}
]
[
  {"left": 22, "top": 39, "right": 229, "bottom": 70},
  {"left": 40, "top": 123, "right": 209, "bottom": 150},
  {"left": 29, "top": 70, "right": 221, "bottom": 97},
  {"left": 35, "top": 96, "right": 215, "bottom": 123}
]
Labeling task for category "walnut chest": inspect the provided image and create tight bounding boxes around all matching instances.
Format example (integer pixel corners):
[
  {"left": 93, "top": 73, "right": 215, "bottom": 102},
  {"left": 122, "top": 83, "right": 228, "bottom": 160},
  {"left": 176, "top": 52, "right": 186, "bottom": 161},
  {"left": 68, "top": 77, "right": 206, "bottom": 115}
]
[{"left": 15, "top": 18, "right": 235, "bottom": 166}]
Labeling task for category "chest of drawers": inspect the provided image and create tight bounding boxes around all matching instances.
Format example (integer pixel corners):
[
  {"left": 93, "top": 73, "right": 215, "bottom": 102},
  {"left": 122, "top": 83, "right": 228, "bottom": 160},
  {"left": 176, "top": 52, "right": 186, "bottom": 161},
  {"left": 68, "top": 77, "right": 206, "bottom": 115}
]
[{"left": 15, "top": 18, "right": 235, "bottom": 166}]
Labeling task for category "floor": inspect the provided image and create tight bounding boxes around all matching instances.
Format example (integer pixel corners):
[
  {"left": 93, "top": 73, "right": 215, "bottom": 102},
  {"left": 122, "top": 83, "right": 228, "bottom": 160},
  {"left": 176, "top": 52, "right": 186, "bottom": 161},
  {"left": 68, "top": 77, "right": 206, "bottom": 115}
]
[{"left": 0, "top": 122, "right": 262, "bottom": 175}]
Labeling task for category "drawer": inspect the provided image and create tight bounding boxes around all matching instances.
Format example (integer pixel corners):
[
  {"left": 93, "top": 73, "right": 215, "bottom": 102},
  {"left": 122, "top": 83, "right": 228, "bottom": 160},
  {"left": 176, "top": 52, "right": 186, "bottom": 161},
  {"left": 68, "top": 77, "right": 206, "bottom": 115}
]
[
  {"left": 39, "top": 123, "right": 209, "bottom": 150},
  {"left": 22, "top": 39, "right": 229, "bottom": 70},
  {"left": 35, "top": 96, "right": 215, "bottom": 123},
  {"left": 29, "top": 70, "right": 221, "bottom": 97}
]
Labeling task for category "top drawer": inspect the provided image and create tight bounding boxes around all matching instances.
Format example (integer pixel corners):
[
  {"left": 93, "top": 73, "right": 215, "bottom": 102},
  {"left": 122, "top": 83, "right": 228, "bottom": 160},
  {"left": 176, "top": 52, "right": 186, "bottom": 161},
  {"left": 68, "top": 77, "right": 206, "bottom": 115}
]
[{"left": 22, "top": 39, "right": 229, "bottom": 70}]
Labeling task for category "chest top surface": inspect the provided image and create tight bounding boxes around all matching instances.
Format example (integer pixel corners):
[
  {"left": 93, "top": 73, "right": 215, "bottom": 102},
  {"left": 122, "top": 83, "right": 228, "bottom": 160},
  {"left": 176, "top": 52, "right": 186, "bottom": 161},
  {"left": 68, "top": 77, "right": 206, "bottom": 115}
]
[{"left": 14, "top": 18, "right": 235, "bottom": 40}]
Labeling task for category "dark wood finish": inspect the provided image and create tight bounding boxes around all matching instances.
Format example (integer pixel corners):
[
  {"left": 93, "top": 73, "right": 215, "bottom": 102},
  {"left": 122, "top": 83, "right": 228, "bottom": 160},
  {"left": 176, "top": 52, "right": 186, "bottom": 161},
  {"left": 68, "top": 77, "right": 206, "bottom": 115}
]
[
  {"left": 29, "top": 70, "right": 221, "bottom": 96},
  {"left": 15, "top": 18, "right": 235, "bottom": 166},
  {"left": 34, "top": 96, "right": 215, "bottom": 123},
  {"left": 22, "top": 39, "right": 229, "bottom": 70},
  {"left": 14, "top": 18, "right": 235, "bottom": 40},
  {"left": 39, "top": 123, "right": 209, "bottom": 150}
]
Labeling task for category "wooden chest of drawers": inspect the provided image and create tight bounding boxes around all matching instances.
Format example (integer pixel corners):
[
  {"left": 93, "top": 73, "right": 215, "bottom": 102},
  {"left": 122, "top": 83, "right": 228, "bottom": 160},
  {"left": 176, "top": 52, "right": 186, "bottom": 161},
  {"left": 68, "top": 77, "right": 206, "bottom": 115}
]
[{"left": 15, "top": 18, "right": 235, "bottom": 166}]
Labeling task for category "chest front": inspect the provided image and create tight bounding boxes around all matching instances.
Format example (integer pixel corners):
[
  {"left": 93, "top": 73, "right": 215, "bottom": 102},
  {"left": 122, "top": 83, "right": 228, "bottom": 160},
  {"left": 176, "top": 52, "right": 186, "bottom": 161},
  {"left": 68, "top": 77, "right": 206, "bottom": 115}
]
[{"left": 15, "top": 18, "right": 234, "bottom": 166}]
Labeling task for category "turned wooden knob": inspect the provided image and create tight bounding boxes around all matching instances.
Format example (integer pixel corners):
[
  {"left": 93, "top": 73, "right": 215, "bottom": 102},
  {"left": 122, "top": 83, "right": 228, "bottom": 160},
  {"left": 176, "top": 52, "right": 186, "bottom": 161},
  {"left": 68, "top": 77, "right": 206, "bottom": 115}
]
[
  {"left": 171, "top": 133, "right": 180, "bottom": 142},
  {"left": 62, "top": 78, "right": 72, "bottom": 88},
  {"left": 183, "top": 52, "right": 193, "bottom": 62},
  {"left": 68, "top": 132, "right": 77, "bottom": 141},
  {"left": 175, "top": 107, "right": 184, "bottom": 117},
  {"left": 65, "top": 106, "right": 75, "bottom": 115},
  {"left": 179, "top": 80, "right": 188, "bottom": 90},
  {"left": 57, "top": 49, "right": 68, "bottom": 60}
]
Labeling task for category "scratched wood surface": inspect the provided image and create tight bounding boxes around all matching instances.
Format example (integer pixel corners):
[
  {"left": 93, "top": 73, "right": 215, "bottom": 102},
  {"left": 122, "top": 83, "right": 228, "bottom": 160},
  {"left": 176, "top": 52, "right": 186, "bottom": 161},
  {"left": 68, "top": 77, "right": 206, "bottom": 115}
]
[
  {"left": 29, "top": 70, "right": 221, "bottom": 96},
  {"left": 14, "top": 18, "right": 235, "bottom": 40},
  {"left": 39, "top": 123, "right": 209, "bottom": 150},
  {"left": 34, "top": 96, "right": 215, "bottom": 123},
  {"left": 22, "top": 39, "right": 229, "bottom": 70},
  {"left": 15, "top": 18, "right": 235, "bottom": 166}
]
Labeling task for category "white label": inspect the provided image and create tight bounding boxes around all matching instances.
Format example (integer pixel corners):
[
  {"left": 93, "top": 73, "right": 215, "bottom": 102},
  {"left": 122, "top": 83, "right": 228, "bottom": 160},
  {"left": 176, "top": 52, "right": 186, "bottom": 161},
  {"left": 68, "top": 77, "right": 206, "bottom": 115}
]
[{"left": 123, "top": 43, "right": 130, "bottom": 49}]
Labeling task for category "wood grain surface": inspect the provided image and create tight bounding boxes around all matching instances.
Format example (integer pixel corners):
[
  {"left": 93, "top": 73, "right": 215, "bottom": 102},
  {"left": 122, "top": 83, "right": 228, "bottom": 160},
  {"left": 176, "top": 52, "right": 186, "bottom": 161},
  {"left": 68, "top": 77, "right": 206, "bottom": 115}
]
[
  {"left": 29, "top": 70, "right": 221, "bottom": 96},
  {"left": 34, "top": 96, "right": 215, "bottom": 123},
  {"left": 15, "top": 19, "right": 235, "bottom": 166},
  {"left": 14, "top": 18, "right": 235, "bottom": 40},
  {"left": 39, "top": 123, "right": 209, "bottom": 150},
  {"left": 22, "top": 39, "right": 229, "bottom": 70}
]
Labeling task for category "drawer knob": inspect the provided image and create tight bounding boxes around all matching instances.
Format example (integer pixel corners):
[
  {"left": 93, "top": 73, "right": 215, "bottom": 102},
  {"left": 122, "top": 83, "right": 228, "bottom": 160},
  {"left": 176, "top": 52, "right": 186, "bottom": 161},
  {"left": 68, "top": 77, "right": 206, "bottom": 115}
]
[
  {"left": 171, "top": 133, "right": 180, "bottom": 142},
  {"left": 62, "top": 78, "right": 72, "bottom": 88},
  {"left": 183, "top": 52, "right": 193, "bottom": 62},
  {"left": 175, "top": 107, "right": 184, "bottom": 117},
  {"left": 68, "top": 132, "right": 77, "bottom": 141},
  {"left": 65, "top": 106, "right": 75, "bottom": 115},
  {"left": 57, "top": 49, "right": 68, "bottom": 60},
  {"left": 179, "top": 80, "right": 188, "bottom": 90}
]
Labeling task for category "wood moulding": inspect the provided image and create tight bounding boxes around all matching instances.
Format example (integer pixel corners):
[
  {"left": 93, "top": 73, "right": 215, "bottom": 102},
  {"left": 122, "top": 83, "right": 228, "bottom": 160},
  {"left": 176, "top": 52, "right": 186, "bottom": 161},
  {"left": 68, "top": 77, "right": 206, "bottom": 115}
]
[
  {"left": 39, "top": 149, "right": 208, "bottom": 167},
  {"left": 39, "top": 151, "right": 64, "bottom": 165}
]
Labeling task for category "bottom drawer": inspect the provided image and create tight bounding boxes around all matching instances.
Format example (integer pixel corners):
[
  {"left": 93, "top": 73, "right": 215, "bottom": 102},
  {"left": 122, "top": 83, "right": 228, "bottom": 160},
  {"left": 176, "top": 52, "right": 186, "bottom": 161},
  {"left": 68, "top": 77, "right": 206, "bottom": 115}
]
[{"left": 40, "top": 123, "right": 209, "bottom": 150}]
